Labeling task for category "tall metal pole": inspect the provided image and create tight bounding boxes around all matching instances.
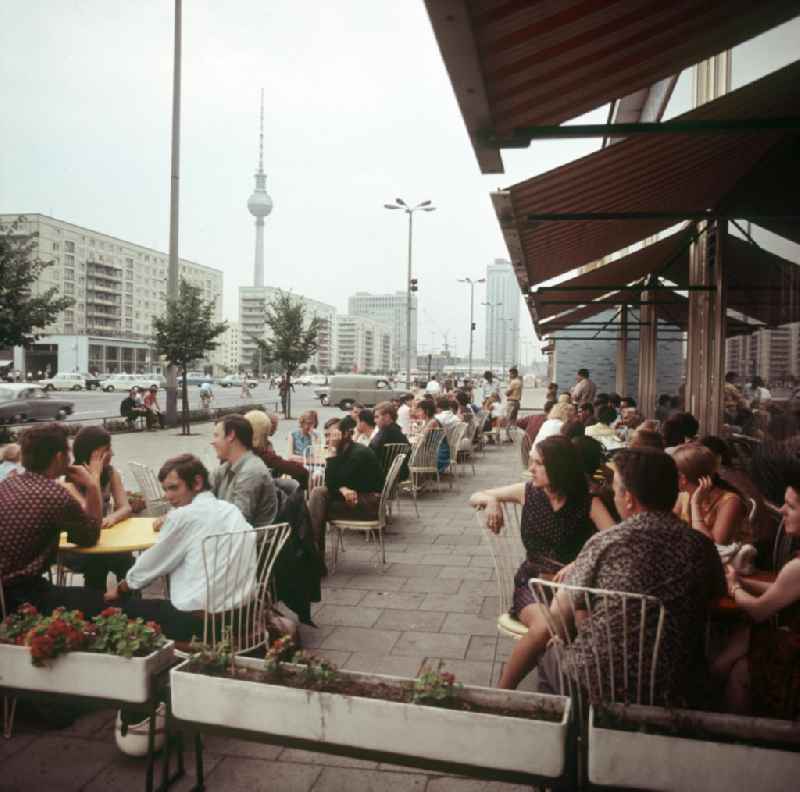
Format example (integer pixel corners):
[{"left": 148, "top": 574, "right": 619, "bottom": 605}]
[
  {"left": 468, "top": 281, "right": 474, "bottom": 378},
  {"left": 165, "top": 0, "right": 182, "bottom": 427},
  {"left": 406, "top": 210, "right": 413, "bottom": 390}
]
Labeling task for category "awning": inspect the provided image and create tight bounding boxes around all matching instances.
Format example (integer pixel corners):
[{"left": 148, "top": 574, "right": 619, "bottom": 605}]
[
  {"left": 425, "top": 0, "right": 800, "bottom": 173},
  {"left": 495, "top": 61, "right": 800, "bottom": 289}
]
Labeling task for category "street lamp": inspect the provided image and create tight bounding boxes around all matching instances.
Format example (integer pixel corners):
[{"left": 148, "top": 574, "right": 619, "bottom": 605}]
[
  {"left": 457, "top": 276, "right": 486, "bottom": 379},
  {"left": 385, "top": 198, "right": 436, "bottom": 389},
  {"left": 481, "top": 300, "right": 502, "bottom": 375}
]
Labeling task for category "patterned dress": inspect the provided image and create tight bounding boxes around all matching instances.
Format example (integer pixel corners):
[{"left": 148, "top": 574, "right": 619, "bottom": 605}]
[{"left": 511, "top": 482, "right": 595, "bottom": 617}]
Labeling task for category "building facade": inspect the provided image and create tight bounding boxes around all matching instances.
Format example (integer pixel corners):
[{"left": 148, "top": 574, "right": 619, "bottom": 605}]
[
  {"left": 215, "top": 321, "right": 242, "bottom": 373},
  {"left": 0, "top": 213, "right": 223, "bottom": 375},
  {"left": 485, "top": 259, "right": 520, "bottom": 371},
  {"left": 336, "top": 315, "right": 393, "bottom": 374},
  {"left": 726, "top": 323, "right": 800, "bottom": 385},
  {"left": 347, "top": 291, "right": 417, "bottom": 371},
  {"left": 239, "top": 287, "right": 337, "bottom": 373}
]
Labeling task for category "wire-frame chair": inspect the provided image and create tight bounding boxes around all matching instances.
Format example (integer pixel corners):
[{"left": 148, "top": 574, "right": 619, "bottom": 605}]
[
  {"left": 0, "top": 578, "right": 17, "bottom": 740},
  {"left": 519, "top": 431, "right": 533, "bottom": 479},
  {"left": 302, "top": 446, "right": 325, "bottom": 496},
  {"left": 200, "top": 523, "right": 291, "bottom": 654},
  {"left": 406, "top": 428, "right": 446, "bottom": 499},
  {"left": 380, "top": 443, "right": 415, "bottom": 521},
  {"left": 444, "top": 422, "right": 469, "bottom": 482},
  {"left": 527, "top": 577, "right": 667, "bottom": 787},
  {"left": 476, "top": 502, "right": 528, "bottom": 686},
  {"left": 455, "top": 417, "right": 477, "bottom": 476},
  {"left": 129, "top": 461, "right": 170, "bottom": 516},
  {"left": 328, "top": 453, "right": 407, "bottom": 572}
]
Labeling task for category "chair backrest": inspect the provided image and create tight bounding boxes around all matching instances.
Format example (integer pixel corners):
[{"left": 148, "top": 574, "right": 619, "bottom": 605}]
[
  {"left": 520, "top": 431, "right": 533, "bottom": 469},
  {"left": 528, "top": 577, "right": 666, "bottom": 713},
  {"left": 409, "top": 428, "right": 445, "bottom": 470},
  {"left": 446, "top": 422, "right": 468, "bottom": 456},
  {"left": 129, "top": 461, "right": 169, "bottom": 514},
  {"left": 381, "top": 442, "right": 410, "bottom": 474},
  {"left": 378, "top": 453, "right": 407, "bottom": 525},
  {"left": 476, "top": 501, "right": 525, "bottom": 618},
  {"left": 201, "top": 523, "right": 291, "bottom": 654}
]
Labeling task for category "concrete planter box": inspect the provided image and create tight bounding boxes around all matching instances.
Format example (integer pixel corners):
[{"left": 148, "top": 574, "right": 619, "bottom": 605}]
[
  {"left": 588, "top": 703, "right": 800, "bottom": 791},
  {"left": 0, "top": 641, "right": 174, "bottom": 704},
  {"left": 171, "top": 657, "right": 571, "bottom": 778}
]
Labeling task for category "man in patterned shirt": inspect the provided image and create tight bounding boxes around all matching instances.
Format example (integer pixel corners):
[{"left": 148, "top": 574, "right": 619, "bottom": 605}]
[
  {"left": 0, "top": 423, "right": 105, "bottom": 615},
  {"left": 499, "top": 447, "right": 724, "bottom": 706}
]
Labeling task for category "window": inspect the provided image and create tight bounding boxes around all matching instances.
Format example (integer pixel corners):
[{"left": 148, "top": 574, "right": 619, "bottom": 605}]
[
  {"left": 65, "top": 241, "right": 75, "bottom": 252},
  {"left": 64, "top": 269, "right": 74, "bottom": 281},
  {"left": 64, "top": 282, "right": 74, "bottom": 294},
  {"left": 52, "top": 241, "right": 60, "bottom": 251}
]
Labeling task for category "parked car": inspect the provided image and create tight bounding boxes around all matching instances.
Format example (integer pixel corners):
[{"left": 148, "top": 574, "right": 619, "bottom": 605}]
[
  {"left": 219, "top": 375, "right": 258, "bottom": 389},
  {"left": 0, "top": 384, "right": 74, "bottom": 424},
  {"left": 135, "top": 374, "right": 167, "bottom": 391},
  {"left": 183, "top": 372, "right": 216, "bottom": 387},
  {"left": 326, "top": 375, "right": 406, "bottom": 410},
  {"left": 99, "top": 373, "right": 140, "bottom": 393},
  {"left": 307, "top": 374, "right": 329, "bottom": 387},
  {"left": 39, "top": 372, "right": 99, "bottom": 391}
]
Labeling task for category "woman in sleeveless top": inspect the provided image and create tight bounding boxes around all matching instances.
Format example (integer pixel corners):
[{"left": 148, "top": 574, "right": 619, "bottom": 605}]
[
  {"left": 470, "top": 435, "right": 614, "bottom": 623},
  {"left": 61, "top": 426, "right": 133, "bottom": 591}
]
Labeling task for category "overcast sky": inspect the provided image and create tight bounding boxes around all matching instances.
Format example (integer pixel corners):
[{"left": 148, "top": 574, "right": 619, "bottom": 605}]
[{"left": 1, "top": 3, "right": 797, "bottom": 363}]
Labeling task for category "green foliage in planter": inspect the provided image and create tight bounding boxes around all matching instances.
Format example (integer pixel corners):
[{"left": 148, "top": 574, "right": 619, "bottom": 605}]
[
  {"left": 188, "top": 630, "right": 233, "bottom": 675},
  {"left": 412, "top": 661, "right": 462, "bottom": 706},
  {"left": 89, "top": 607, "right": 166, "bottom": 658}
]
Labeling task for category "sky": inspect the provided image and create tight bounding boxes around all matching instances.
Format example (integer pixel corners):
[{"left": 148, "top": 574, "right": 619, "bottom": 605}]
[{"left": 1, "top": 3, "right": 797, "bottom": 364}]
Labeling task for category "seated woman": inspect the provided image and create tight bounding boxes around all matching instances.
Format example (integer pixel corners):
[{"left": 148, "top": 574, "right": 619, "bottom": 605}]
[
  {"left": 288, "top": 410, "right": 320, "bottom": 461},
  {"left": 417, "top": 397, "right": 449, "bottom": 474},
  {"left": 533, "top": 401, "right": 576, "bottom": 446},
  {"left": 470, "top": 435, "right": 615, "bottom": 625},
  {"left": 713, "top": 467, "right": 800, "bottom": 718},
  {"left": 245, "top": 410, "right": 308, "bottom": 491},
  {"left": 673, "top": 443, "right": 750, "bottom": 547},
  {"left": 60, "top": 426, "right": 133, "bottom": 591}
]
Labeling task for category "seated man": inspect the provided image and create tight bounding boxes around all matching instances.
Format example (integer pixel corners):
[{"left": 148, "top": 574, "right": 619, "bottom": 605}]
[
  {"left": 369, "top": 401, "right": 410, "bottom": 479},
  {"left": 355, "top": 409, "right": 376, "bottom": 445},
  {"left": 308, "top": 416, "right": 385, "bottom": 561},
  {"left": 0, "top": 423, "right": 104, "bottom": 615},
  {"left": 120, "top": 387, "right": 148, "bottom": 427},
  {"left": 499, "top": 447, "right": 725, "bottom": 708},
  {"left": 106, "top": 454, "right": 255, "bottom": 640},
  {"left": 210, "top": 414, "right": 278, "bottom": 527}
]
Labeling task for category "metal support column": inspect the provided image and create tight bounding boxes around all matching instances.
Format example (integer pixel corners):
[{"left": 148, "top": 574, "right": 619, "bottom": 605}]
[
  {"left": 637, "top": 288, "right": 658, "bottom": 417},
  {"left": 708, "top": 221, "right": 728, "bottom": 432},
  {"left": 615, "top": 306, "right": 628, "bottom": 397}
]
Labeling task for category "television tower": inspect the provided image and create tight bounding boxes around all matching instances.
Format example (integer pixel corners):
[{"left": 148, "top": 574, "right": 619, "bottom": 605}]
[{"left": 247, "top": 89, "right": 273, "bottom": 287}]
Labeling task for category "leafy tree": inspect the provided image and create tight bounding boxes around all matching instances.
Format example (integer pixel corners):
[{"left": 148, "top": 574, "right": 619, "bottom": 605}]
[
  {"left": 153, "top": 279, "right": 227, "bottom": 433},
  {"left": 251, "top": 291, "right": 321, "bottom": 418},
  {"left": 0, "top": 216, "right": 74, "bottom": 349}
]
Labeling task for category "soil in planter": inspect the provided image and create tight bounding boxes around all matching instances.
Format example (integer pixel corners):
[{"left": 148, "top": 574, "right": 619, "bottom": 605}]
[{"left": 183, "top": 663, "right": 563, "bottom": 723}]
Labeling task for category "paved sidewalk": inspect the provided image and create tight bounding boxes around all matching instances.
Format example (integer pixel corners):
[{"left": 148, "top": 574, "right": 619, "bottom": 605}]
[{"left": 3, "top": 435, "right": 539, "bottom": 791}]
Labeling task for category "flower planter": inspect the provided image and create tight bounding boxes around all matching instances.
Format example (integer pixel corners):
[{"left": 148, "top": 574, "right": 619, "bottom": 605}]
[
  {"left": 0, "top": 641, "right": 174, "bottom": 704},
  {"left": 171, "top": 657, "right": 571, "bottom": 779},
  {"left": 588, "top": 703, "right": 800, "bottom": 792}
]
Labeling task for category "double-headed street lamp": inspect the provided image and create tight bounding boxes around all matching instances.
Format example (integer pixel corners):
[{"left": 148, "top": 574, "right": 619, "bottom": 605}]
[
  {"left": 457, "top": 276, "right": 485, "bottom": 378},
  {"left": 384, "top": 198, "right": 436, "bottom": 389}
]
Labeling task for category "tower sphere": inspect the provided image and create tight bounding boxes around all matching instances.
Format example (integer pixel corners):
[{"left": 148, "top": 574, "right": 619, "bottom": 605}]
[{"left": 248, "top": 189, "right": 273, "bottom": 218}]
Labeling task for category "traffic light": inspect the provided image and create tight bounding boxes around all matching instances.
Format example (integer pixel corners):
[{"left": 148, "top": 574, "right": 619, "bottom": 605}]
[
  {"left": 409, "top": 278, "right": 418, "bottom": 292},
  {"left": 471, "top": 322, "right": 476, "bottom": 331}
]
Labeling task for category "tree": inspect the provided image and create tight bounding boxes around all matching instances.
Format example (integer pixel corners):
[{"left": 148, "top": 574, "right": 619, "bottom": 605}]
[
  {"left": 0, "top": 216, "right": 74, "bottom": 350},
  {"left": 251, "top": 291, "right": 321, "bottom": 418},
  {"left": 153, "top": 279, "right": 227, "bottom": 434}
]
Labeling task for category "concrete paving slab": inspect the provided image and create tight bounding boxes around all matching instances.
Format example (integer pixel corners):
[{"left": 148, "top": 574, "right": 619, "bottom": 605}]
[
  {"left": 383, "top": 563, "right": 444, "bottom": 579},
  {"left": 391, "top": 631, "right": 470, "bottom": 660},
  {"left": 440, "top": 613, "right": 498, "bottom": 638},
  {"left": 400, "top": 577, "right": 463, "bottom": 595},
  {"left": 342, "top": 653, "right": 426, "bottom": 678},
  {"left": 418, "top": 593, "right": 485, "bottom": 615},
  {"left": 439, "top": 565, "right": 494, "bottom": 581},
  {"left": 203, "top": 755, "right": 321, "bottom": 791},
  {"left": 312, "top": 765, "right": 428, "bottom": 792},
  {"left": 374, "top": 609, "right": 446, "bottom": 633},
  {"left": 279, "top": 747, "right": 377, "bottom": 770},
  {"left": 314, "top": 605, "right": 383, "bottom": 629},
  {"left": 321, "top": 627, "right": 401, "bottom": 655},
  {"left": 360, "top": 591, "right": 426, "bottom": 611}
]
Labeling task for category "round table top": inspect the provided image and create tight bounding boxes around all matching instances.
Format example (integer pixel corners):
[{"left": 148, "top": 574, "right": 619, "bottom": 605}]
[{"left": 60, "top": 517, "right": 159, "bottom": 554}]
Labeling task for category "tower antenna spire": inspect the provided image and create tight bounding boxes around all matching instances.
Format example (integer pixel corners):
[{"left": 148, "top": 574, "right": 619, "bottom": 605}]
[
  {"left": 247, "top": 87, "right": 272, "bottom": 288},
  {"left": 258, "top": 87, "right": 264, "bottom": 174}
]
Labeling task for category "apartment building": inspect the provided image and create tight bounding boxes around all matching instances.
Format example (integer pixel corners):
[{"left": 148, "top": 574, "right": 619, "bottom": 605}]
[
  {"left": 239, "top": 287, "right": 336, "bottom": 373},
  {"left": 726, "top": 324, "right": 800, "bottom": 385},
  {"left": 347, "top": 291, "right": 417, "bottom": 370},
  {"left": 0, "top": 213, "right": 223, "bottom": 375},
  {"left": 336, "top": 315, "right": 393, "bottom": 374},
  {"left": 215, "top": 321, "right": 242, "bottom": 372},
  {"left": 485, "top": 259, "right": 520, "bottom": 370}
]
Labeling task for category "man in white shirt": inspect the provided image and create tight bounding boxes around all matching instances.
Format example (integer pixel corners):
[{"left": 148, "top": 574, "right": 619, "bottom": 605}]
[
  {"left": 425, "top": 375, "right": 442, "bottom": 396},
  {"left": 105, "top": 453, "right": 256, "bottom": 640},
  {"left": 396, "top": 393, "right": 414, "bottom": 436}
]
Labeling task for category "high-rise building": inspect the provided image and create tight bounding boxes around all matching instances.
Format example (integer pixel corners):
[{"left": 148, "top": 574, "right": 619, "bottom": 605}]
[
  {"left": 336, "top": 316, "right": 393, "bottom": 373},
  {"left": 215, "top": 321, "right": 242, "bottom": 372},
  {"left": 485, "top": 259, "right": 520, "bottom": 370},
  {"left": 247, "top": 90, "right": 273, "bottom": 288},
  {"left": 726, "top": 324, "right": 800, "bottom": 384},
  {"left": 347, "top": 291, "right": 417, "bottom": 370},
  {"left": 239, "top": 287, "right": 336, "bottom": 373},
  {"left": 0, "top": 213, "right": 223, "bottom": 376}
]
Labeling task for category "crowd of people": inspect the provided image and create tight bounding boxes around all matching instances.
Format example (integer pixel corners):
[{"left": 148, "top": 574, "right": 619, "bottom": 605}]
[{"left": 469, "top": 366, "right": 800, "bottom": 719}]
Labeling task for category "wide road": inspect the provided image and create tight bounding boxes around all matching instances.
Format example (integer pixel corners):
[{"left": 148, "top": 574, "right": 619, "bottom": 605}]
[{"left": 53, "top": 383, "right": 328, "bottom": 424}]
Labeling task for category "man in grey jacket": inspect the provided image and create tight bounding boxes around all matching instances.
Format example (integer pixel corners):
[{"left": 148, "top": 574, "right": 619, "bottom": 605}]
[{"left": 210, "top": 414, "right": 278, "bottom": 527}]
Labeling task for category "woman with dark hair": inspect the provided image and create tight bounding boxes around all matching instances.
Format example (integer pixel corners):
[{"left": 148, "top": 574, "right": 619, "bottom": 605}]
[
  {"left": 470, "top": 435, "right": 614, "bottom": 624},
  {"left": 662, "top": 411, "right": 699, "bottom": 454},
  {"left": 572, "top": 435, "right": 620, "bottom": 523},
  {"left": 418, "top": 398, "right": 449, "bottom": 473},
  {"left": 61, "top": 426, "right": 133, "bottom": 591}
]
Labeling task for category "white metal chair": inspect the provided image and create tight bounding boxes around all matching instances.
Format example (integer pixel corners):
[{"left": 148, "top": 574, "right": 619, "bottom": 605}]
[
  {"left": 380, "top": 443, "right": 415, "bottom": 521},
  {"left": 0, "top": 579, "right": 17, "bottom": 740},
  {"left": 456, "top": 418, "right": 477, "bottom": 476},
  {"left": 445, "top": 422, "right": 469, "bottom": 480},
  {"left": 200, "top": 523, "right": 291, "bottom": 654},
  {"left": 406, "top": 428, "right": 446, "bottom": 498},
  {"left": 129, "top": 461, "right": 170, "bottom": 516},
  {"left": 476, "top": 502, "right": 528, "bottom": 685},
  {"left": 328, "top": 453, "right": 407, "bottom": 572},
  {"left": 519, "top": 431, "right": 533, "bottom": 479}
]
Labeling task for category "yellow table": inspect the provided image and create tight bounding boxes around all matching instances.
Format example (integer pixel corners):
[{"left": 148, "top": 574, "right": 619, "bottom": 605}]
[{"left": 59, "top": 517, "right": 159, "bottom": 554}]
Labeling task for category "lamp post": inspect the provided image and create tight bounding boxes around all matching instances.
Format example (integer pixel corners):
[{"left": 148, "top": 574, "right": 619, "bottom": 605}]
[
  {"left": 384, "top": 198, "right": 436, "bottom": 389},
  {"left": 481, "top": 300, "right": 502, "bottom": 375},
  {"left": 457, "top": 276, "right": 486, "bottom": 379}
]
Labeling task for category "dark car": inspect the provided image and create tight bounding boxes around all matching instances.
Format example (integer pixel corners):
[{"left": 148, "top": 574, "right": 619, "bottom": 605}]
[{"left": 0, "top": 384, "right": 74, "bottom": 424}]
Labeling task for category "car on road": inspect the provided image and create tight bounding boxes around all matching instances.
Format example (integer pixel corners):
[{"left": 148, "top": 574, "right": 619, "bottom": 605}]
[
  {"left": 307, "top": 374, "right": 329, "bottom": 387},
  {"left": 326, "top": 375, "right": 406, "bottom": 410},
  {"left": 219, "top": 374, "right": 258, "bottom": 389},
  {"left": 313, "top": 386, "right": 330, "bottom": 406},
  {"left": 39, "top": 372, "right": 101, "bottom": 391},
  {"left": 0, "top": 384, "right": 74, "bottom": 424},
  {"left": 100, "top": 373, "right": 167, "bottom": 392},
  {"left": 182, "top": 372, "right": 216, "bottom": 387}
]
